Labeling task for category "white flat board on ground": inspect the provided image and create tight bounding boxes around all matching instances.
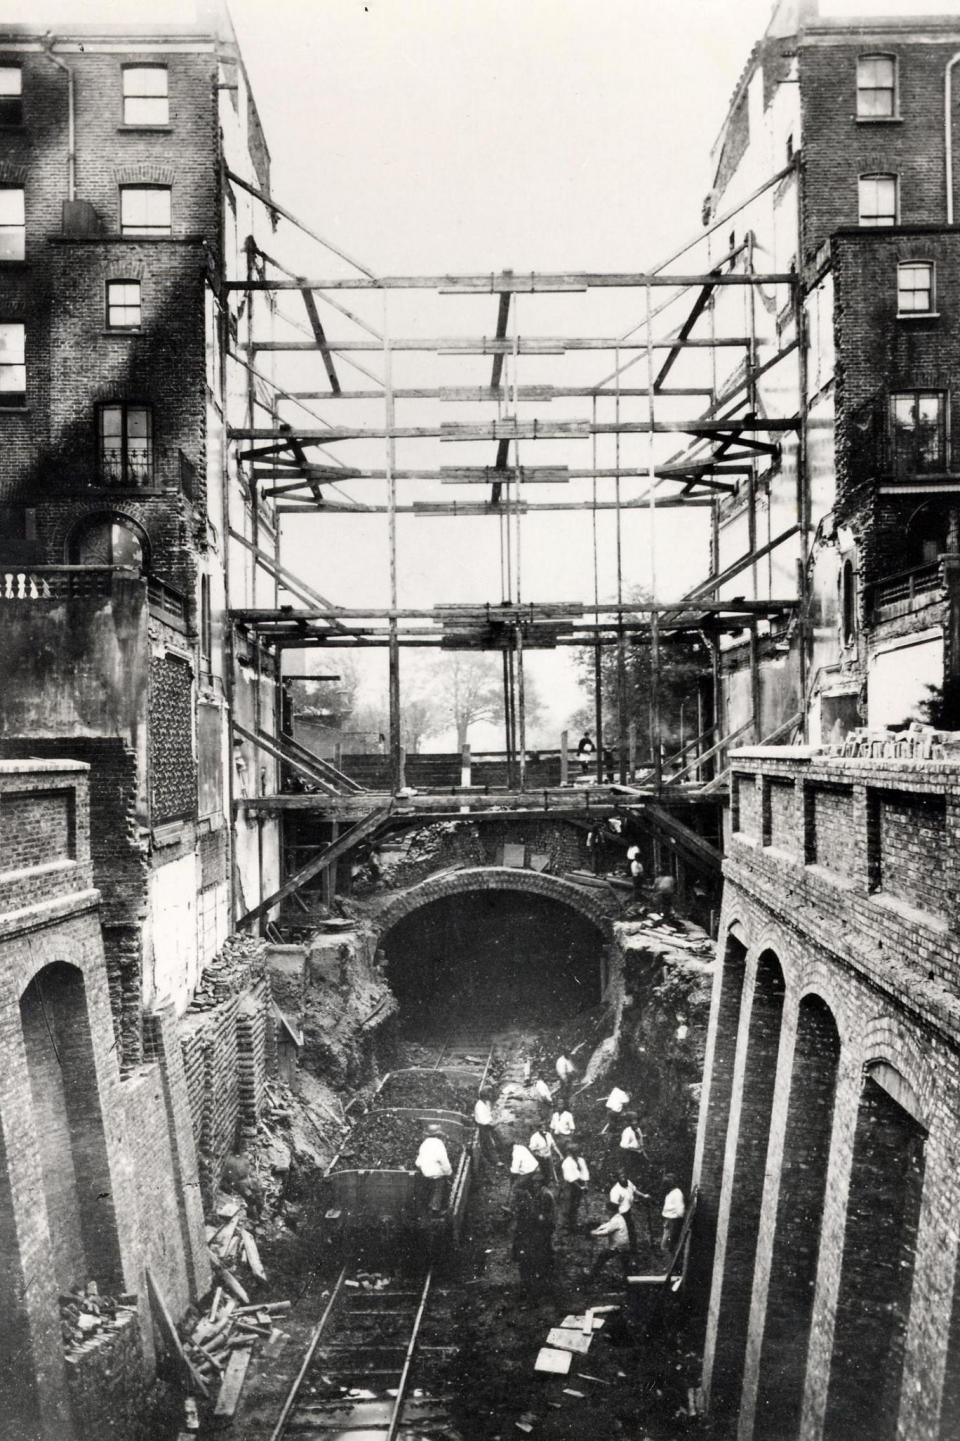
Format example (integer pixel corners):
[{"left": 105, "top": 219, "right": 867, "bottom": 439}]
[
  {"left": 546, "top": 1328, "right": 591, "bottom": 1354},
  {"left": 535, "top": 1347, "right": 573, "bottom": 1374},
  {"left": 559, "top": 1314, "right": 604, "bottom": 1331}
]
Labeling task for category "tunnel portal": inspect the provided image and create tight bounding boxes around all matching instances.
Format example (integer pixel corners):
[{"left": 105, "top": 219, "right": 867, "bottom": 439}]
[{"left": 380, "top": 885, "right": 607, "bottom": 1032}]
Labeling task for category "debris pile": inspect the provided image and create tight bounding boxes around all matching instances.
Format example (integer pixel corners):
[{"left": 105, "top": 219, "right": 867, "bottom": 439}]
[
  {"left": 180, "top": 1290, "right": 290, "bottom": 1397},
  {"left": 331, "top": 1109, "right": 464, "bottom": 1171},
  {"left": 186, "top": 932, "right": 267, "bottom": 1011},
  {"left": 378, "top": 1068, "right": 476, "bottom": 1112},
  {"left": 59, "top": 1283, "right": 137, "bottom": 1356}
]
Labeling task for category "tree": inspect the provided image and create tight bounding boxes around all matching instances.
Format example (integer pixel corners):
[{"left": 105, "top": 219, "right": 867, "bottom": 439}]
[
  {"left": 402, "top": 652, "right": 542, "bottom": 752},
  {"left": 570, "top": 589, "right": 710, "bottom": 765}
]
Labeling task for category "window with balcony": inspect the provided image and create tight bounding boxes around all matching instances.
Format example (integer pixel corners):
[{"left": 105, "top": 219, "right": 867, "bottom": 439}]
[
  {"left": 856, "top": 54, "right": 897, "bottom": 118},
  {"left": 0, "top": 187, "right": 24, "bottom": 259},
  {"left": 0, "top": 67, "right": 22, "bottom": 126},
  {"left": 897, "top": 262, "right": 934, "bottom": 315},
  {"left": 98, "top": 404, "right": 153, "bottom": 486},
  {"left": 106, "top": 280, "right": 141, "bottom": 329},
  {"left": 122, "top": 66, "right": 168, "bottom": 125},
  {"left": 119, "top": 186, "right": 171, "bottom": 236},
  {"left": 890, "top": 391, "right": 946, "bottom": 476},
  {"left": 858, "top": 174, "right": 897, "bottom": 226},
  {"left": 0, "top": 321, "right": 25, "bottom": 406}
]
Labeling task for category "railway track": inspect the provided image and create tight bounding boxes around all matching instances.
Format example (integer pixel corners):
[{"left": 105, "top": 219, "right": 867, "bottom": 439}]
[{"left": 267, "top": 1265, "right": 456, "bottom": 1441}]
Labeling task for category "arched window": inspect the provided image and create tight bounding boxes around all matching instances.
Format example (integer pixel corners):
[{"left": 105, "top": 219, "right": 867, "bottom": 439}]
[
  {"left": 841, "top": 559, "right": 856, "bottom": 647},
  {"left": 67, "top": 513, "right": 148, "bottom": 571}
]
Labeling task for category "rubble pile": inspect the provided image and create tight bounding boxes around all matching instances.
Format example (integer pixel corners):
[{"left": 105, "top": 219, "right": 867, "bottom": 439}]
[
  {"left": 186, "top": 932, "right": 268, "bottom": 1010},
  {"left": 59, "top": 1283, "right": 137, "bottom": 1356},
  {"left": 331, "top": 1109, "right": 464, "bottom": 1172}
]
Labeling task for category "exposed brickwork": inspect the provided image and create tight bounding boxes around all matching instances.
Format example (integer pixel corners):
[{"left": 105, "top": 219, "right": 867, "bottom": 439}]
[
  {"left": 63, "top": 1309, "right": 144, "bottom": 1441},
  {"left": 708, "top": 952, "right": 785, "bottom": 1420},
  {"left": 0, "top": 789, "right": 73, "bottom": 870},
  {"left": 764, "top": 777, "right": 796, "bottom": 853},
  {"left": 874, "top": 788, "right": 947, "bottom": 919},
  {"left": 370, "top": 865, "right": 615, "bottom": 942},
  {"left": 754, "top": 995, "right": 839, "bottom": 1441},
  {"left": 0, "top": 739, "right": 147, "bottom": 1070},
  {"left": 823, "top": 1075, "right": 926, "bottom": 1441},
  {"left": 697, "top": 747, "right": 960, "bottom": 1441},
  {"left": 807, "top": 782, "right": 857, "bottom": 877}
]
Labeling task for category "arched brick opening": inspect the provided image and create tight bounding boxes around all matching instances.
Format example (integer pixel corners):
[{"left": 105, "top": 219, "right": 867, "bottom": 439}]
[
  {"left": 691, "top": 929, "right": 748, "bottom": 1327},
  {"left": 376, "top": 868, "right": 612, "bottom": 1027},
  {"left": 823, "top": 1067, "right": 927, "bottom": 1441},
  {"left": 711, "top": 948, "right": 786, "bottom": 1419},
  {"left": 19, "top": 962, "right": 123, "bottom": 1293},
  {"left": 375, "top": 867, "right": 613, "bottom": 939},
  {"left": 754, "top": 992, "right": 840, "bottom": 1441}
]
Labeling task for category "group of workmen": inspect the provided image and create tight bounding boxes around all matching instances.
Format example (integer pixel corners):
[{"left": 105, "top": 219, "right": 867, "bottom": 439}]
[{"left": 413, "top": 1049, "right": 686, "bottom": 1297}]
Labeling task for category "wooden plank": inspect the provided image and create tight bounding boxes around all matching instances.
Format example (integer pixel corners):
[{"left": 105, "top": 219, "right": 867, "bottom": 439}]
[
  {"left": 240, "top": 1229, "right": 267, "bottom": 1283},
  {"left": 230, "top": 415, "right": 798, "bottom": 442},
  {"left": 228, "top": 270, "right": 797, "bottom": 292},
  {"left": 301, "top": 287, "right": 341, "bottom": 394},
  {"left": 247, "top": 336, "right": 753, "bottom": 356},
  {"left": 146, "top": 1268, "right": 209, "bottom": 1399},
  {"left": 213, "top": 1345, "right": 254, "bottom": 1419}
]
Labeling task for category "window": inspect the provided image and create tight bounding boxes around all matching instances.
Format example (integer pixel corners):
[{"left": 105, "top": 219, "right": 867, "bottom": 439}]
[
  {"left": 122, "top": 66, "right": 168, "bottom": 125},
  {"left": 0, "top": 187, "right": 23, "bottom": 260},
  {"left": 98, "top": 404, "right": 153, "bottom": 485},
  {"left": 890, "top": 392, "right": 946, "bottom": 476},
  {"left": 0, "top": 321, "right": 25, "bottom": 406},
  {"left": 119, "top": 186, "right": 171, "bottom": 236},
  {"left": 856, "top": 55, "right": 897, "bottom": 118},
  {"left": 106, "top": 280, "right": 141, "bottom": 328},
  {"left": 0, "top": 67, "right": 22, "bottom": 126},
  {"left": 897, "top": 262, "right": 934, "bottom": 315},
  {"left": 841, "top": 559, "right": 856, "bottom": 647},
  {"left": 858, "top": 174, "right": 897, "bottom": 226}
]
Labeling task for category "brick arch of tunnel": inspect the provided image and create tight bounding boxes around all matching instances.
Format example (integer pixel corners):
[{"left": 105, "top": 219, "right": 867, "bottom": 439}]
[{"left": 372, "top": 868, "right": 615, "bottom": 1027}]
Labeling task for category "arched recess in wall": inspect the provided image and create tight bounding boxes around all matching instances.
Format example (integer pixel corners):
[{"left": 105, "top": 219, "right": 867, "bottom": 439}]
[
  {"left": 709, "top": 948, "right": 787, "bottom": 1420},
  {"left": 823, "top": 1060, "right": 928, "bottom": 1441},
  {"left": 66, "top": 511, "right": 150, "bottom": 572},
  {"left": 690, "top": 927, "right": 749, "bottom": 1327},
  {"left": 754, "top": 991, "right": 841, "bottom": 1441},
  {"left": 18, "top": 962, "right": 123, "bottom": 1293}
]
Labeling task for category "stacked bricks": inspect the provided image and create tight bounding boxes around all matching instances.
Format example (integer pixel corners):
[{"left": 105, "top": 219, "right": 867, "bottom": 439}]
[
  {"left": 236, "top": 976, "right": 269, "bottom": 1137},
  {"left": 63, "top": 1307, "right": 146, "bottom": 1441},
  {"left": 177, "top": 933, "right": 268, "bottom": 1205}
]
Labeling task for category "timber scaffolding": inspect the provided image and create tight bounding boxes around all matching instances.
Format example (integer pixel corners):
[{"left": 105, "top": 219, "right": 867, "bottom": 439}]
[{"left": 223, "top": 156, "right": 806, "bottom": 886}]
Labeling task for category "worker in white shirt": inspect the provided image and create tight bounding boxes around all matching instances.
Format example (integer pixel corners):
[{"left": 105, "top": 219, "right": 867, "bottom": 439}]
[
  {"left": 509, "top": 1135, "right": 540, "bottom": 1201},
  {"left": 550, "top": 1106, "right": 575, "bottom": 1141},
  {"left": 555, "top": 1053, "right": 576, "bottom": 1105},
  {"left": 609, "top": 1168, "right": 649, "bottom": 1255},
  {"left": 560, "top": 1143, "right": 589, "bottom": 1230},
  {"left": 414, "top": 1123, "right": 452, "bottom": 1215},
  {"left": 587, "top": 1201, "right": 632, "bottom": 1283},
  {"left": 528, "top": 1123, "right": 562, "bottom": 1185},
  {"left": 473, "top": 1087, "right": 501, "bottom": 1170},
  {"left": 605, "top": 1085, "right": 630, "bottom": 1116},
  {"left": 661, "top": 1174, "right": 686, "bottom": 1253},
  {"left": 531, "top": 1072, "right": 554, "bottom": 1121},
  {"left": 619, "top": 1110, "right": 646, "bottom": 1186},
  {"left": 627, "top": 845, "right": 644, "bottom": 900}
]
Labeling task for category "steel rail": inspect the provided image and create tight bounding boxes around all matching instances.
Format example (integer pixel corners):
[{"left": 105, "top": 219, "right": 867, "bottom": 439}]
[
  {"left": 268, "top": 1266, "right": 348, "bottom": 1441},
  {"left": 385, "top": 1271, "right": 434, "bottom": 1441}
]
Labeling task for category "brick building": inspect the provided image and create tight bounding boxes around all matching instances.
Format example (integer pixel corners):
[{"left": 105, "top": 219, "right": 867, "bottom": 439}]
[
  {"left": 0, "top": 1, "right": 283, "bottom": 1069},
  {"left": 686, "top": 5, "right": 960, "bottom": 1439},
  {"left": 692, "top": 0, "right": 960, "bottom": 747}
]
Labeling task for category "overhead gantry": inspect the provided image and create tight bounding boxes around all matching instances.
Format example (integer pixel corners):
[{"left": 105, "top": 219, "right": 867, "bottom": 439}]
[{"left": 222, "top": 158, "right": 804, "bottom": 800}]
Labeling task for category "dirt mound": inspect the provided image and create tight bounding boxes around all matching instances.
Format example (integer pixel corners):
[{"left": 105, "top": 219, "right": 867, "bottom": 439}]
[{"left": 332, "top": 1109, "right": 464, "bottom": 1171}]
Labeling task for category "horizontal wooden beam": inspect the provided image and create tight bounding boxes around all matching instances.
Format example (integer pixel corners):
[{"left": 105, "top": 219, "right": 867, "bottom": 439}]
[
  {"left": 225, "top": 271, "right": 797, "bottom": 293},
  {"left": 232, "top": 597, "right": 798, "bottom": 623},
  {"left": 231, "top": 417, "right": 797, "bottom": 444},
  {"left": 250, "top": 335, "right": 750, "bottom": 354},
  {"left": 274, "top": 496, "right": 717, "bottom": 515},
  {"left": 256, "top": 464, "right": 750, "bottom": 485},
  {"left": 278, "top": 385, "right": 717, "bottom": 402}
]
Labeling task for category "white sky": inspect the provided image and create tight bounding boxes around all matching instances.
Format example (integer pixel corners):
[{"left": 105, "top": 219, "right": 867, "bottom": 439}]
[{"left": 221, "top": 0, "right": 783, "bottom": 737}]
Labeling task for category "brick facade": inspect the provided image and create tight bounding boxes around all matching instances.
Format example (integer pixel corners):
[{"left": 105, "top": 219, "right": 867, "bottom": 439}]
[{"left": 693, "top": 746, "right": 960, "bottom": 1441}]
